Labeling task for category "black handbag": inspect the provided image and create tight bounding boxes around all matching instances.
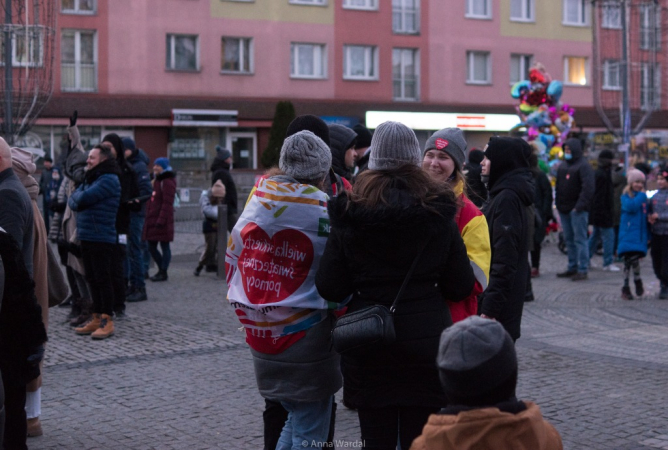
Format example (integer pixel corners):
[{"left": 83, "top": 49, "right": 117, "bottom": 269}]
[{"left": 331, "top": 241, "right": 428, "bottom": 356}]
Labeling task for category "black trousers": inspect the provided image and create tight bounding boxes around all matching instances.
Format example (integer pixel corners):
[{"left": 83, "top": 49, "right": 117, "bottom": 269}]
[
  {"left": 357, "top": 405, "right": 438, "bottom": 450},
  {"left": 651, "top": 233, "right": 668, "bottom": 286},
  {"left": 81, "top": 240, "right": 116, "bottom": 316},
  {"left": 1, "top": 371, "right": 26, "bottom": 450},
  {"left": 111, "top": 243, "right": 127, "bottom": 313}
]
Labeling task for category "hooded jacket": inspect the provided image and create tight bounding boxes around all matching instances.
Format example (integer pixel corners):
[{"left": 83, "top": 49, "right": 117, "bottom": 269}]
[
  {"left": 555, "top": 138, "right": 594, "bottom": 214},
  {"left": 0, "top": 167, "right": 34, "bottom": 276},
  {"left": 589, "top": 156, "right": 615, "bottom": 228},
  {"left": 316, "top": 186, "right": 475, "bottom": 408},
  {"left": 328, "top": 124, "right": 357, "bottom": 181},
  {"left": 618, "top": 191, "right": 648, "bottom": 256},
  {"left": 210, "top": 153, "right": 238, "bottom": 219},
  {"left": 103, "top": 133, "right": 140, "bottom": 235},
  {"left": 142, "top": 170, "right": 176, "bottom": 242},
  {"left": 479, "top": 137, "right": 534, "bottom": 341},
  {"left": 409, "top": 401, "right": 563, "bottom": 450},
  {"left": 68, "top": 159, "right": 121, "bottom": 244},
  {"left": 64, "top": 123, "right": 87, "bottom": 186},
  {"left": 127, "top": 147, "right": 152, "bottom": 216}
]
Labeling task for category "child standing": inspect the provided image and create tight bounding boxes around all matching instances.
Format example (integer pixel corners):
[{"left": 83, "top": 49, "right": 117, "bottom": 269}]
[
  {"left": 617, "top": 169, "right": 648, "bottom": 300},
  {"left": 194, "top": 180, "right": 226, "bottom": 276},
  {"left": 649, "top": 167, "right": 668, "bottom": 299}
]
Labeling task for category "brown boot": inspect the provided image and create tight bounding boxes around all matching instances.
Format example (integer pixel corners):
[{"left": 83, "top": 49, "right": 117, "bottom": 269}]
[
  {"left": 27, "top": 417, "right": 43, "bottom": 437},
  {"left": 91, "top": 314, "right": 114, "bottom": 340},
  {"left": 75, "top": 313, "right": 101, "bottom": 335}
]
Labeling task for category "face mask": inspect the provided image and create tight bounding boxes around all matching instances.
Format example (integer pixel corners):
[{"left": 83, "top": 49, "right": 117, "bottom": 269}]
[{"left": 564, "top": 153, "right": 573, "bottom": 161}]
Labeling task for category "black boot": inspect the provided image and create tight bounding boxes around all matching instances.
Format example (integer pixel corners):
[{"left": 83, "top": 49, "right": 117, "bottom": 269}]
[
  {"left": 70, "top": 297, "right": 92, "bottom": 326},
  {"left": 150, "top": 270, "right": 168, "bottom": 282},
  {"left": 127, "top": 288, "right": 148, "bottom": 302},
  {"left": 659, "top": 284, "right": 668, "bottom": 300},
  {"left": 194, "top": 265, "right": 202, "bottom": 277},
  {"left": 67, "top": 298, "right": 83, "bottom": 320}
]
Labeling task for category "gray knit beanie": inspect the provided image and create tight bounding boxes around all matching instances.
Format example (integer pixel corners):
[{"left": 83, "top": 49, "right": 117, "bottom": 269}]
[
  {"left": 437, "top": 316, "right": 517, "bottom": 404},
  {"left": 279, "top": 130, "right": 332, "bottom": 183},
  {"left": 368, "top": 121, "right": 421, "bottom": 170},
  {"left": 424, "top": 127, "right": 467, "bottom": 170}
]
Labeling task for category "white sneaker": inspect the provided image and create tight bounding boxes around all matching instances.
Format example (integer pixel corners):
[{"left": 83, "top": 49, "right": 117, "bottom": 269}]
[
  {"left": 589, "top": 261, "right": 600, "bottom": 270},
  {"left": 603, "top": 264, "right": 621, "bottom": 272}
]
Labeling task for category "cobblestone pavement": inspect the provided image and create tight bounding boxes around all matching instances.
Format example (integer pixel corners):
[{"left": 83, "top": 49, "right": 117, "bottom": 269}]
[{"left": 28, "top": 238, "right": 668, "bottom": 450}]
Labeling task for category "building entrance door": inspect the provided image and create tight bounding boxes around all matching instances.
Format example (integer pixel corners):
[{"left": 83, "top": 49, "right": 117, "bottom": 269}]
[{"left": 227, "top": 132, "right": 256, "bottom": 169}]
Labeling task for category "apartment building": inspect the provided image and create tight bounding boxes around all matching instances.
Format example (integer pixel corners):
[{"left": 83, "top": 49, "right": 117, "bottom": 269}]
[{"left": 24, "top": 0, "right": 667, "bottom": 176}]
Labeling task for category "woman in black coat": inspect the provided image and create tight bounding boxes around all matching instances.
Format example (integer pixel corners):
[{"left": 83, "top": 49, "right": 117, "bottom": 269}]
[{"left": 315, "top": 121, "right": 475, "bottom": 450}]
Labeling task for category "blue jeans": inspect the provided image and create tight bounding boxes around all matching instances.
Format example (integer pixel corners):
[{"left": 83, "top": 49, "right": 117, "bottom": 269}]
[
  {"left": 589, "top": 226, "right": 615, "bottom": 267},
  {"left": 148, "top": 241, "right": 171, "bottom": 272},
  {"left": 560, "top": 210, "right": 589, "bottom": 273},
  {"left": 276, "top": 396, "right": 333, "bottom": 450},
  {"left": 126, "top": 213, "right": 146, "bottom": 288}
]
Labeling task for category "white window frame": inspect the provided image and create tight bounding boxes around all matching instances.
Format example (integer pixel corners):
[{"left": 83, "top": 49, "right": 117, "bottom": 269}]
[
  {"left": 343, "top": 45, "right": 378, "bottom": 81},
  {"left": 602, "top": 59, "right": 621, "bottom": 90},
  {"left": 226, "top": 131, "right": 258, "bottom": 170},
  {"left": 290, "top": 43, "right": 327, "bottom": 79},
  {"left": 0, "top": 26, "right": 44, "bottom": 68},
  {"left": 563, "top": 56, "right": 589, "bottom": 86},
  {"left": 393, "top": 48, "right": 420, "bottom": 101},
  {"left": 466, "top": 51, "right": 491, "bottom": 85},
  {"left": 60, "top": 29, "right": 98, "bottom": 92},
  {"left": 221, "top": 36, "right": 253, "bottom": 74},
  {"left": 289, "top": 0, "right": 327, "bottom": 5},
  {"left": 392, "top": 0, "right": 420, "bottom": 34},
  {"left": 510, "top": 53, "right": 533, "bottom": 84},
  {"left": 166, "top": 34, "right": 199, "bottom": 72},
  {"left": 510, "top": 0, "right": 534, "bottom": 22},
  {"left": 343, "top": 0, "right": 378, "bottom": 10},
  {"left": 641, "top": 62, "right": 661, "bottom": 110},
  {"left": 563, "top": 0, "right": 589, "bottom": 26},
  {"left": 61, "top": 0, "right": 97, "bottom": 15},
  {"left": 601, "top": 3, "right": 621, "bottom": 29},
  {"left": 640, "top": 4, "right": 661, "bottom": 50},
  {"left": 465, "top": 0, "right": 492, "bottom": 19}
]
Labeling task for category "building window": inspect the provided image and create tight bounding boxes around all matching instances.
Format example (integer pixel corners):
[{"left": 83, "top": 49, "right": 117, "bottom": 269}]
[
  {"left": 290, "top": 43, "right": 326, "bottom": 79},
  {"left": 289, "top": 0, "right": 326, "bottom": 5},
  {"left": 343, "top": 0, "right": 378, "bottom": 10},
  {"left": 564, "top": 56, "right": 588, "bottom": 85},
  {"left": 640, "top": 4, "right": 661, "bottom": 50},
  {"left": 221, "top": 37, "right": 253, "bottom": 74},
  {"left": 61, "top": 29, "right": 97, "bottom": 92},
  {"left": 61, "top": 0, "right": 96, "bottom": 14},
  {"left": 510, "top": 54, "right": 532, "bottom": 83},
  {"left": 641, "top": 63, "right": 661, "bottom": 110},
  {"left": 510, "top": 0, "right": 534, "bottom": 21},
  {"left": 0, "top": 27, "right": 44, "bottom": 67},
  {"left": 166, "top": 34, "right": 199, "bottom": 72},
  {"left": 466, "top": 0, "right": 491, "bottom": 19},
  {"left": 602, "top": 60, "right": 621, "bottom": 90},
  {"left": 563, "top": 0, "right": 589, "bottom": 26},
  {"left": 343, "top": 45, "right": 378, "bottom": 80},
  {"left": 393, "top": 48, "right": 419, "bottom": 101},
  {"left": 466, "top": 51, "right": 491, "bottom": 84},
  {"left": 601, "top": 3, "right": 621, "bottom": 29},
  {"left": 392, "top": 0, "right": 420, "bottom": 34}
]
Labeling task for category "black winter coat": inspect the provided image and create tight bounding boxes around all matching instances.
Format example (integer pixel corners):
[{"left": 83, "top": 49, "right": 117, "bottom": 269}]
[
  {"left": 480, "top": 169, "right": 534, "bottom": 341},
  {"left": 532, "top": 167, "right": 553, "bottom": 246},
  {"left": 555, "top": 139, "right": 594, "bottom": 214},
  {"left": 589, "top": 160, "right": 615, "bottom": 228},
  {"left": 115, "top": 160, "right": 141, "bottom": 235},
  {"left": 466, "top": 163, "right": 488, "bottom": 208},
  {"left": 316, "top": 189, "right": 475, "bottom": 409},
  {"left": 211, "top": 158, "right": 238, "bottom": 214}
]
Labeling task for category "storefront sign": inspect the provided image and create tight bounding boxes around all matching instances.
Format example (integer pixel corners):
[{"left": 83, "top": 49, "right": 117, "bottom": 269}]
[
  {"left": 321, "top": 116, "right": 359, "bottom": 128},
  {"left": 366, "top": 111, "right": 519, "bottom": 132},
  {"left": 171, "top": 109, "right": 238, "bottom": 127}
]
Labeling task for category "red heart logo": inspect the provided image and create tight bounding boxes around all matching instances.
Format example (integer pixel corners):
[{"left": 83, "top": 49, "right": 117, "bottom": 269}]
[
  {"left": 435, "top": 138, "right": 449, "bottom": 150},
  {"left": 238, "top": 222, "right": 314, "bottom": 305}
]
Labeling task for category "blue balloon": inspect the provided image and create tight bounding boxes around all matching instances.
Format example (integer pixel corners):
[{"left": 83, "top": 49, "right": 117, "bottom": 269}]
[
  {"left": 511, "top": 80, "right": 531, "bottom": 99},
  {"left": 547, "top": 81, "right": 563, "bottom": 103}
]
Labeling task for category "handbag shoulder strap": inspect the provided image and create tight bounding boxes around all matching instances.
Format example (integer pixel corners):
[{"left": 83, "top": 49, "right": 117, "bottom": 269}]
[{"left": 390, "top": 238, "right": 430, "bottom": 313}]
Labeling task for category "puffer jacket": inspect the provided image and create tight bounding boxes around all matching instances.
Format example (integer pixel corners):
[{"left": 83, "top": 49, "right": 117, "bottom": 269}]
[
  {"left": 68, "top": 159, "right": 121, "bottom": 244},
  {"left": 409, "top": 401, "right": 563, "bottom": 450},
  {"left": 126, "top": 148, "right": 152, "bottom": 216},
  {"left": 555, "top": 138, "right": 594, "bottom": 214},
  {"left": 142, "top": 171, "right": 176, "bottom": 242},
  {"left": 617, "top": 191, "right": 648, "bottom": 256},
  {"left": 316, "top": 187, "right": 475, "bottom": 409},
  {"left": 589, "top": 158, "right": 615, "bottom": 228}
]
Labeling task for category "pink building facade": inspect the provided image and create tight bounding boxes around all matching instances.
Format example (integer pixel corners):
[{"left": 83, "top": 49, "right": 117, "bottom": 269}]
[{"left": 27, "top": 0, "right": 666, "bottom": 176}]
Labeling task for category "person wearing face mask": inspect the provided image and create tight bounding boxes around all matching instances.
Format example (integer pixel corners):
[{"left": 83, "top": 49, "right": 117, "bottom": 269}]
[
  {"left": 423, "top": 128, "right": 490, "bottom": 323},
  {"left": 478, "top": 137, "right": 534, "bottom": 342},
  {"left": 554, "top": 138, "right": 594, "bottom": 281}
]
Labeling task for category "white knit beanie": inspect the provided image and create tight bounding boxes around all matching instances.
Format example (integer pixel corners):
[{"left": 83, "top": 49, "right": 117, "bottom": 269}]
[{"left": 368, "top": 121, "right": 421, "bottom": 170}]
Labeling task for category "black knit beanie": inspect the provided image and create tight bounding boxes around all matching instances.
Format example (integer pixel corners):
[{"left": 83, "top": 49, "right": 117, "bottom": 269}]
[
  {"left": 437, "top": 316, "right": 518, "bottom": 407},
  {"left": 353, "top": 124, "right": 372, "bottom": 149},
  {"left": 102, "top": 133, "right": 126, "bottom": 165},
  {"left": 468, "top": 149, "right": 484, "bottom": 165},
  {"left": 286, "top": 115, "right": 331, "bottom": 147}
]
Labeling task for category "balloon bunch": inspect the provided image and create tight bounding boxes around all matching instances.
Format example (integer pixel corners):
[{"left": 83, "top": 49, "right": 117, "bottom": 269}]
[{"left": 510, "top": 63, "right": 576, "bottom": 163}]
